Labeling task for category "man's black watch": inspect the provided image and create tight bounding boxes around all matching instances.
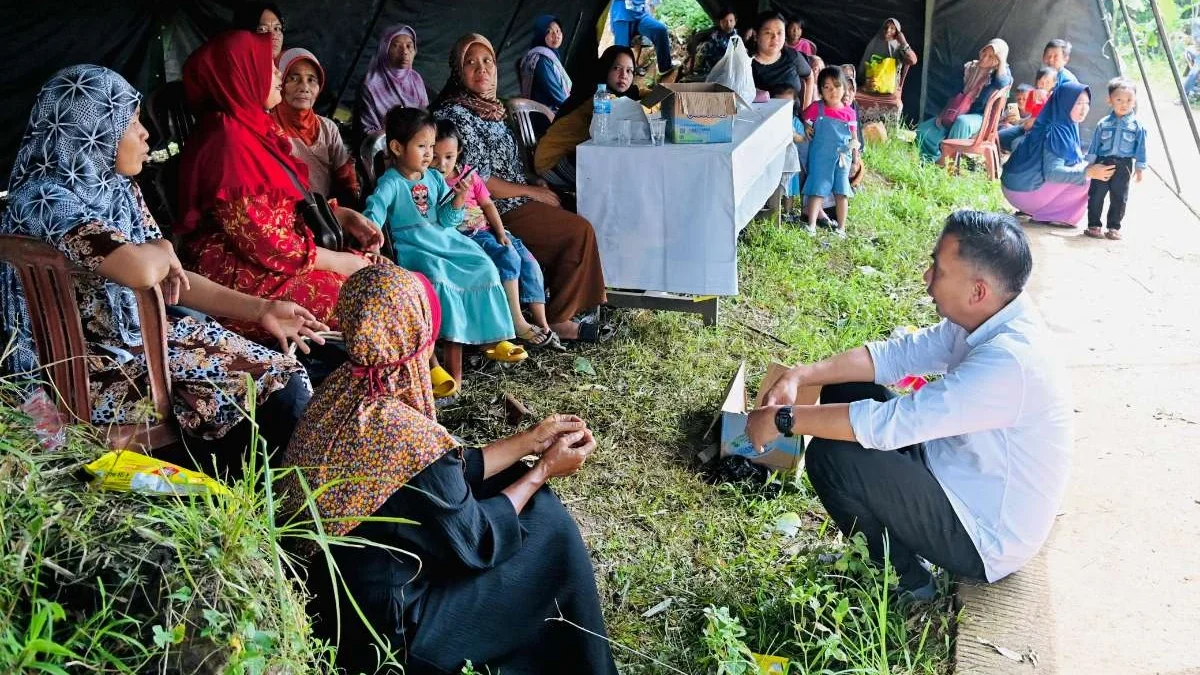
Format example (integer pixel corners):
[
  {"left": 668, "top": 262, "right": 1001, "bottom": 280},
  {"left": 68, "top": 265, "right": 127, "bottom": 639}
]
[{"left": 774, "top": 406, "right": 795, "bottom": 438}]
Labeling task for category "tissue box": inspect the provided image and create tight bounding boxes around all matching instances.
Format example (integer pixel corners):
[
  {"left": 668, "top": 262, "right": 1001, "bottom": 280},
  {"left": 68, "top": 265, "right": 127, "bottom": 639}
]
[
  {"left": 713, "top": 362, "right": 821, "bottom": 472},
  {"left": 641, "top": 83, "right": 737, "bottom": 144}
]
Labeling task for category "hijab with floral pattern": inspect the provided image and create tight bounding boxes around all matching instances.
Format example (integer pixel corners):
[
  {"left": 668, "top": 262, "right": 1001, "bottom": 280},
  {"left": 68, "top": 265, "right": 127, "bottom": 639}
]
[
  {"left": 1, "top": 65, "right": 147, "bottom": 375},
  {"left": 281, "top": 264, "right": 457, "bottom": 539},
  {"left": 433, "top": 33, "right": 507, "bottom": 122}
]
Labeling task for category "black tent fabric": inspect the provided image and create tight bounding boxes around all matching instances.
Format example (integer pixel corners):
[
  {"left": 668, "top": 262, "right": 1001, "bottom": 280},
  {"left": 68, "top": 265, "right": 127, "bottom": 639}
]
[{"left": 0, "top": 0, "right": 1117, "bottom": 177}]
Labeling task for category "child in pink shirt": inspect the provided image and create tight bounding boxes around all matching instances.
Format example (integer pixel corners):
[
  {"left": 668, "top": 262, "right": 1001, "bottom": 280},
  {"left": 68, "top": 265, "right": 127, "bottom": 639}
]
[
  {"left": 787, "top": 18, "right": 817, "bottom": 57},
  {"left": 801, "top": 66, "right": 859, "bottom": 236},
  {"left": 432, "top": 120, "right": 560, "bottom": 348}
]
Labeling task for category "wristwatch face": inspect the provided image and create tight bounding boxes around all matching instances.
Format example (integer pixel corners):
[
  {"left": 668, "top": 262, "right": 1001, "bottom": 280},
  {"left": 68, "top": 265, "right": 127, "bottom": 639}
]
[{"left": 775, "top": 407, "right": 794, "bottom": 437}]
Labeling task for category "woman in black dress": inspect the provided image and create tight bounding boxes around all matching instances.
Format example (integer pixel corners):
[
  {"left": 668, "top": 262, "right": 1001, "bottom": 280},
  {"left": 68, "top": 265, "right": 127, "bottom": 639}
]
[
  {"left": 750, "top": 11, "right": 812, "bottom": 101},
  {"left": 280, "top": 263, "right": 617, "bottom": 675}
]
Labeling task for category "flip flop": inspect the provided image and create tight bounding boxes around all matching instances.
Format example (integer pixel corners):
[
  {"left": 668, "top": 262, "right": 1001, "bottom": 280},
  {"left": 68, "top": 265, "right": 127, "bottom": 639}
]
[
  {"left": 574, "top": 321, "right": 614, "bottom": 344},
  {"left": 1084, "top": 227, "right": 1104, "bottom": 239},
  {"left": 1105, "top": 229, "right": 1123, "bottom": 240},
  {"left": 430, "top": 366, "right": 459, "bottom": 399},
  {"left": 485, "top": 340, "right": 528, "bottom": 363},
  {"left": 517, "top": 325, "right": 565, "bottom": 351}
]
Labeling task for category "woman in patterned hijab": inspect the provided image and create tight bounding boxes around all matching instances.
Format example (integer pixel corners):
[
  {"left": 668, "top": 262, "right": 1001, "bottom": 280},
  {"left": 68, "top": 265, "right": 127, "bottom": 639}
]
[
  {"left": 282, "top": 262, "right": 618, "bottom": 674},
  {"left": 1, "top": 64, "right": 321, "bottom": 456}
]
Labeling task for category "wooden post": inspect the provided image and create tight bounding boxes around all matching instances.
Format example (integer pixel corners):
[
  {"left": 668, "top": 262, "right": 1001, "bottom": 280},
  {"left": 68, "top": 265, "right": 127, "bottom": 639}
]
[
  {"left": 1117, "top": 0, "right": 1183, "bottom": 193},
  {"left": 918, "top": 0, "right": 935, "bottom": 121}
]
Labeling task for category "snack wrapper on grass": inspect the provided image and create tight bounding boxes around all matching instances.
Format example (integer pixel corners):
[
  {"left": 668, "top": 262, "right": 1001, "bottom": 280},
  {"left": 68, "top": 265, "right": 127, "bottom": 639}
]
[{"left": 84, "top": 450, "right": 228, "bottom": 497}]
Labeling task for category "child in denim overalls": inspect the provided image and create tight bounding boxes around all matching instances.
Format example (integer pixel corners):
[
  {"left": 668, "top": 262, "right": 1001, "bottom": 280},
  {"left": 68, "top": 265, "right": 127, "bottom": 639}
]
[
  {"left": 1085, "top": 77, "right": 1147, "bottom": 241},
  {"left": 801, "top": 67, "right": 859, "bottom": 236}
]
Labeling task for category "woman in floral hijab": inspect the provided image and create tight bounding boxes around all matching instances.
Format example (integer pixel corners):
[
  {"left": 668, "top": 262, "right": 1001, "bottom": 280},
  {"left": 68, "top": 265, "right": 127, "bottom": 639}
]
[
  {"left": 0, "top": 64, "right": 319, "bottom": 457},
  {"left": 283, "top": 263, "right": 618, "bottom": 674}
]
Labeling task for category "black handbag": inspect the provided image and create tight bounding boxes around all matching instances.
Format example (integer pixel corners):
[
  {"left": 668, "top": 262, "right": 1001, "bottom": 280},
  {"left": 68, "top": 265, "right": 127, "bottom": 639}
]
[{"left": 271, "top": 152, "right": 345, "bottom": 251}]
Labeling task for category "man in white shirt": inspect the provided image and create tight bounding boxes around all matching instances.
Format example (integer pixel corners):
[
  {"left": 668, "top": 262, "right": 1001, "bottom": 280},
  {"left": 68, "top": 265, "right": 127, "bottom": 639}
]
[{"left": 748, "top": 210, "right": 1072, "bottom": 600}]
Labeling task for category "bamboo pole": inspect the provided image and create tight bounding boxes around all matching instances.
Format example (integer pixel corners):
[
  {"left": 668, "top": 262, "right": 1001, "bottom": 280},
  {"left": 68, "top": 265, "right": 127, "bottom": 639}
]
[
  {"left": 1117, "top": 0, "right": 1182, "bottom": 192},
  {"left": 918, "top": 0, "right": 935, "bottom": 121},
  {"left": 1147, "top": 0, "right": 1200, "bottom": 154}
]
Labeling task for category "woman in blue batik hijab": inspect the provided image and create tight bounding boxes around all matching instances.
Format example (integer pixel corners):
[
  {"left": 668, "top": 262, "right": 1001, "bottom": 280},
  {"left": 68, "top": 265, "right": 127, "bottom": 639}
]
[
  {"left": 519, "top": 14, "right": 573, "bottom": 112},
  {"left": 0, "top": 64, "right": 321, "bottom": 458}
]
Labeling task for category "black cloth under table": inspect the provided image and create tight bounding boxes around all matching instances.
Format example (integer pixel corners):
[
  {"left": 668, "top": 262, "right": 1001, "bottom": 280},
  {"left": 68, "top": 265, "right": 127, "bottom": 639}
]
[
  {"left": 305, "top": 448, "right": 617, "bottom": 675},
  {"left": 805, "top": 382, "right": 987, "bottom": 589}
]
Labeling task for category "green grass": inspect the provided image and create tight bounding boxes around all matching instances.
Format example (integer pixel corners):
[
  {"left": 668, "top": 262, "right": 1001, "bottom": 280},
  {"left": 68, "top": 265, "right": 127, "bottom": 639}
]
[
  {"left": 440, "top": 132, "right": 1006, "bottom": 673},
  {"left": 0, "top": 383, "right": 337, "bottom": 674},
  {"left": 0, "top": 132, "right": 1004, "bottom": 674}
]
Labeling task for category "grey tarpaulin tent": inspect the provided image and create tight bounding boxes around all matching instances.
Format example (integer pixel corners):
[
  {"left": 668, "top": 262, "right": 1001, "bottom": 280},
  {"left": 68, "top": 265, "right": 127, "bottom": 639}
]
[{"left": 0, "top": 0, "right": 1117, "bottom": 175}]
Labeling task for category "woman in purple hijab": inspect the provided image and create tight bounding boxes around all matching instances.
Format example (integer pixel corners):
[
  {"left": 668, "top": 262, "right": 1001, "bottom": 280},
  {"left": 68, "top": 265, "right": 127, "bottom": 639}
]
[{"left": 359, "top": 24, "right": 430, "bottom": 134}]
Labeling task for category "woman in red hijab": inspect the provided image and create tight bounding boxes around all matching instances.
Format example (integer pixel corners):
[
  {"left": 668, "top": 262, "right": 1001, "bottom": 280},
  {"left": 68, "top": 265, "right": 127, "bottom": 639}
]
[{"left": 177, "top": 30, "right": 382, "bottom": 340}]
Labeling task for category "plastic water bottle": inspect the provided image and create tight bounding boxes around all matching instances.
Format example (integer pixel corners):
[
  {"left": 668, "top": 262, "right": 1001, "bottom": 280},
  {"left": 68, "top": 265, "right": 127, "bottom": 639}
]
[{"left": 592, "top": 84, "right": 612, "bottom": 144}]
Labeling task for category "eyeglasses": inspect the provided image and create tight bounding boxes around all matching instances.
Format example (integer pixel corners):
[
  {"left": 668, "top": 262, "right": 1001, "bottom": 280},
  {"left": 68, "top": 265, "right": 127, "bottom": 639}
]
[{"left": 256, "top": 23, "right": 284, "bottom": 35}]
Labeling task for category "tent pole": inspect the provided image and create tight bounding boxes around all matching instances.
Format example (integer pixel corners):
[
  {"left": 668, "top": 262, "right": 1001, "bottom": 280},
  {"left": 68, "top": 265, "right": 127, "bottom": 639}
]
[
  {"left": 1117, "top": 0, "right": 1182, "bottom": 193},
  {"left": 918, "top": 0, "right": 935, "bottom": 121},
  {"left": 1147, "top": 0, "right": 1200, "bottom": 155}
]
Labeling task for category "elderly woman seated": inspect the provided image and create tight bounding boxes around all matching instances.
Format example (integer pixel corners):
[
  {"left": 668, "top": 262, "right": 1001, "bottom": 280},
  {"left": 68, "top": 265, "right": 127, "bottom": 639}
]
[
  {"left": 281, "top": 264, "right": 618, "bottom": 675},
  {"left": 358, "top": 24, "right": 430, "bottom": 136},
  {"left": 273, "top": 48, "right": 360, "bottom": 207},
  {"left": 1, "top": 65, "right": 322, "bottom": 466},
  {"left": 177, "top": 30, "right": 382, "bottom": 342},
  {"left": 432, "top": 34, "right": 609, "bottom": 343}
]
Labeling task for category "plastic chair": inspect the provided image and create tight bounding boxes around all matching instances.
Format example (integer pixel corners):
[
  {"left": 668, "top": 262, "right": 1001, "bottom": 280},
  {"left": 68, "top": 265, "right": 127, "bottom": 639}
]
[
  {"left": 0, "top": 235, "right": 179, "bottom": 452},
  {"left": 855, "top": 62, "right": 912, "bottom": 119},
  {"left": 145, "top": 81, "right": 195, "bottom": 147},
  {"left": 938, "top": 87, "right": 1011, "bottom": 181},
  {"left": 504, "top": 98, "right": 555, "bottom": 170}
]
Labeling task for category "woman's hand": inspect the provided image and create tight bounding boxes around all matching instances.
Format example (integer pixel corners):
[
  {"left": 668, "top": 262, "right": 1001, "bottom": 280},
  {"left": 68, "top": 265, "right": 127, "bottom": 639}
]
[
  {"left": 256, "top": 299, "right": 328, "bottom": 355},
  {"left": 150, "top": 239, "right": 190, "bottom": 305},
  {"left": 1086, "top": 164, "right": 1116, "bottom": 182},
  {"left": 525, "top": 185, "right": 561, "bottom": 208},
  {"left": 526, "top": 414, "right": 587, "bottom": 455},
  {"left": 334, "top": 206, "right": 384, "bottom": 253},
  {"left": 318, "top": 248, "right": 372, "bottom": 278},
  {"left": 538, "top": 429, "right": 596, "bottom": 478},
  {"left": 1021, "top": 116, "right": 1036, "bottom": 131}
]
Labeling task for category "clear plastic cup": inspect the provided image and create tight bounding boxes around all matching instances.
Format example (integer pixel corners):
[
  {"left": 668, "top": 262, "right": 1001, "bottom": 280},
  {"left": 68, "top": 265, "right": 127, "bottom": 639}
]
[
  {"left": 650, "top": 118, "right": 667, "bottom": 146},
  {"left": 617, "top": 119, "right": 632, "bottom": 146}
]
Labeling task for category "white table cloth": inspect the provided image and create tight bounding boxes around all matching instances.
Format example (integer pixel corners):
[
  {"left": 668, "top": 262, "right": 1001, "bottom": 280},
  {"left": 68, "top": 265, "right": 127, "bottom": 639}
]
[{"left": 576, "top": 99, "right": 796, "bottom": 296}]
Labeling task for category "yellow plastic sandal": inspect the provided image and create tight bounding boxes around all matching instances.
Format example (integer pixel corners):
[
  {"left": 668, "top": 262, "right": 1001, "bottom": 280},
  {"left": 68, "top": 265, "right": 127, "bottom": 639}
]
[
  {"left": 430, "top": 366, "right": 460, "bottom": 399},
  {"left": 484, "top": 340, "right": 529, "bottom": 363}
]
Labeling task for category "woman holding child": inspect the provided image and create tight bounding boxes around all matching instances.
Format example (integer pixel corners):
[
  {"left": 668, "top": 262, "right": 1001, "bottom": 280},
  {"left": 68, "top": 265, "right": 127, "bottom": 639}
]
[
  {"left": 1001, "top": 81, "right": 1116, "bottom": 227},
  {"left": 432, "top": 34, "right": 608, "bottom": 343},
  {"left": 282, "top": 264, "right": 618, "bottom": 675}
]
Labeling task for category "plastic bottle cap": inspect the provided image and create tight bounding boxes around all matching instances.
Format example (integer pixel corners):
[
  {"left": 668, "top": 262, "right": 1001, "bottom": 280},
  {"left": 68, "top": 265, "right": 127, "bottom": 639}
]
[{"left": 597, "top": 84, "right": 608, "bottom": 92}]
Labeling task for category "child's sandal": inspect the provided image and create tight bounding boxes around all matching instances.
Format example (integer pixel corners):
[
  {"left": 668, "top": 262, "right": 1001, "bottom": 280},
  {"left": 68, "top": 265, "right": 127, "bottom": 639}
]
[
  {"left": 1105, "top": 229, "right": 1122, "bottom": 240},
  {"left": 1084, "top": 227, "right": 1104, "bottom": 239}
]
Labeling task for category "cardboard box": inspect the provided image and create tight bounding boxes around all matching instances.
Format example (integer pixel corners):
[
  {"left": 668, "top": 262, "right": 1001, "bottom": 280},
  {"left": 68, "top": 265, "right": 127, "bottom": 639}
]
[
  {"left": 641, "top": 83, "right": 737, "bottom": 144},
  {"left": 712, "top": 362, "right": 822, "bottom": 472}
]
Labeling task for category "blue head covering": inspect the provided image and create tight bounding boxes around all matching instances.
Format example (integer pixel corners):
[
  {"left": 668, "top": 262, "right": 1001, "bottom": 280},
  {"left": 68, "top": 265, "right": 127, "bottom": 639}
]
[
  {"left": 1, "top": 65, "right": 149, "bottom": 375},
  {"left": 1004, "top": 81, "right": 1090, "bottom": 179},
  {"left": 531, "top": 14, "right": 562, "bottom": 52}
]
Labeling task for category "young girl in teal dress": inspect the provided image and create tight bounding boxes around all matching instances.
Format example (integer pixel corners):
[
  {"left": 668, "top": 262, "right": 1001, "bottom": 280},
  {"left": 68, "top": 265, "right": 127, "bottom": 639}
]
[{"left": 364, "top": 107, "right": 523, "bottom": 359}]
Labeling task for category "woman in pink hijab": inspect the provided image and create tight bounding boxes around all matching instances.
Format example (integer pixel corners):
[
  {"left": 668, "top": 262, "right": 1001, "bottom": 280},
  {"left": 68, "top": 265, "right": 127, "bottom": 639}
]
[{"left": 358, "top": 24, "right": 429, "bottom": 134}]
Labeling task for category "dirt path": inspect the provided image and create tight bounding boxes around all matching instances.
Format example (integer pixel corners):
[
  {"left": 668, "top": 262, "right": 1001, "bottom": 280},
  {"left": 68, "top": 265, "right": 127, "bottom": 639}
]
[{"left": 1008, "top": 173, "right": 1200, "bottom": 673}]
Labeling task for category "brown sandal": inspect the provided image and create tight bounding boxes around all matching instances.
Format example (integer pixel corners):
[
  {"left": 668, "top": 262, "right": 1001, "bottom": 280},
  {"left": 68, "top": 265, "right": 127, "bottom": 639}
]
[
  {"left": 1084, "top": 227, "right": 1104, "bottom": 239},
  {"left": 1105, "top": 229, "right": 1122, "bottom": 240}
]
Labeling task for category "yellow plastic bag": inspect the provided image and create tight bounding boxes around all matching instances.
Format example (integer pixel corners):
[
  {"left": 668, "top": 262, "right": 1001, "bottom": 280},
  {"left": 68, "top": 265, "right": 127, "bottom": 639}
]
[
  {"left": 84, "top": 450, "right": 228, "bottom": 497},
  {"left": 866, "top": 56, "right": 899, "bottom": 94}
]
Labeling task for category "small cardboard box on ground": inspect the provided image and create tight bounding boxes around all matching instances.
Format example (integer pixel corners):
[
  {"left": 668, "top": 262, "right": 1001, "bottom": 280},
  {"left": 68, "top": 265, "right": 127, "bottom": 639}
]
[
  {"left": 641, "top": 83, "right": 737, "bottom": 144},
  {"left": 712, "top": 362, "right": 822, "bottom": 472}
]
